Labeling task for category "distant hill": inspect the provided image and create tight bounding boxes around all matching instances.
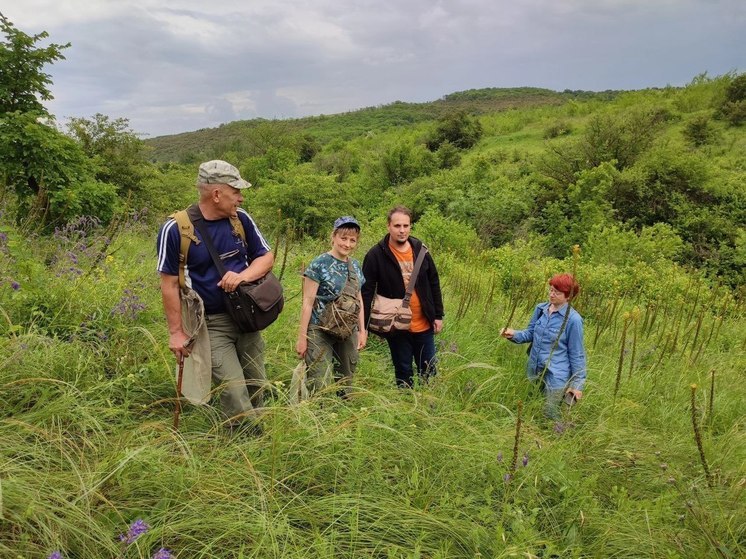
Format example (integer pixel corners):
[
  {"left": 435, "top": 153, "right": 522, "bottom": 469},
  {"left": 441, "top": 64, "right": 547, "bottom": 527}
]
[{"left": 144, "top": 87, "right": 621, "bottom": 163}]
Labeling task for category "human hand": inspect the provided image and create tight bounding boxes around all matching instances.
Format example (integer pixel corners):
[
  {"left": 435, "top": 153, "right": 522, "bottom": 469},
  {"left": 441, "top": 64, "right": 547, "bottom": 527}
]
[
  {"left": 217, "top": 270, "right": 243, "bottom": 292},
  {"left": 169, "top": 331, "right": 193, "bottom": 359},
  {"left": 296, "top": 337, "right": 307, "bottom": 359},
  {"left": 357, "top": 330, "right": 368, "bottom": 350},
  {"left": 566, "top": 388, "right": 583, "bottom": 400},
  {"left": 433, "top": 319, "right": 443, "bottom": 334},
  {"left": 500, "top": 328, "right": 514, "bottom": 339}
]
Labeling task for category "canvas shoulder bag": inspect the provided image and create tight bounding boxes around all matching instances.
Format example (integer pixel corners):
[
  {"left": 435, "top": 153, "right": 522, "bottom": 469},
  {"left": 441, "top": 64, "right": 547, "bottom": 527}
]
[
  {"left": 317, "top": 259, "right": 361, "bottom": 340},
  {"left": 188, "top": 205, "right": 284, "bottom": 332},
  {"left": 369, "top": 245, "right": 428, "bottom": 334}
]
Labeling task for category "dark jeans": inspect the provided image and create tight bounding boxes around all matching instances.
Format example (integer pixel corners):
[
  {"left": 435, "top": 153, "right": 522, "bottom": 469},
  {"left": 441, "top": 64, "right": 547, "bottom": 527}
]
[{"left": 386, "top": 329, "right": 437, "bottom": 387}]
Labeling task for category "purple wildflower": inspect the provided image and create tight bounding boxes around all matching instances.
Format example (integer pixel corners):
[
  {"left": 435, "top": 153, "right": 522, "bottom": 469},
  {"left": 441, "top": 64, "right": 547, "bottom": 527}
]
[
  {"left": 10, "top": 281, "right": 20, "bottom": 291},
  {"left": 503, "top": 473, "right": 511, "bottom": 482},
  {"left": 119, "top": 519, "right": 149, "bottom": 544},
  {"left": 47, "top": 552, "right": 62, "bottom": 559},
  {"left": 496, "top": 451, "right": 503, "bottom": 463},
  {"left": 522, "top": 453, "right": 529, "bottom": 467},
  {"left": 111, "top": 289, "right": 147, "bottom": 320},
  {"left": 152, "top": 548, "right": 173, "bottom": 559}
]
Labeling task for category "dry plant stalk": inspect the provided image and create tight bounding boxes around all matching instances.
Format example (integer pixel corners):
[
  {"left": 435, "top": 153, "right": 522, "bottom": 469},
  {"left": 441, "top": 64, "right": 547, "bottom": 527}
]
[
  {"left": 708, "top": 369, "right": 715, "bottom": 426},
  {"left": 614, "top": 312, "right": 630, "bottom": 398},
  {"left": 628, "top": 307, "right": 640, "bottom": 379},
  {"left": 509, "top": 400, "right": 523, "bottom": 479},
  {"left": 690, "top": 384, "right": 713, "bottom": 488}
]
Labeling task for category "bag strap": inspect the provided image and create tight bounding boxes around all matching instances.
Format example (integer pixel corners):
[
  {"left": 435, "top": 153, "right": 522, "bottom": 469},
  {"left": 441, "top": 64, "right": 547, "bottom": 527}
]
[
  {"left": 402, "top": 245, "right": 428, "bottom": 308},
  {"left": 187, "top": 204, "right": 230, "bottom": 278},
  {"left": 170, "top": 209, "right": 200, "bottom": 289}
]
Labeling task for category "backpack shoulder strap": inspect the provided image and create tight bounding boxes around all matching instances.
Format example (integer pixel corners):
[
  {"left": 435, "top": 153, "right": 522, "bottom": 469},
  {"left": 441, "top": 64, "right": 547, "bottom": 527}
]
[
  {"left": 230, "top": 214, "right": 246, "bottom": 243},
  {"left": 169, "top": 207, "right": 201, "bottom": 289}
]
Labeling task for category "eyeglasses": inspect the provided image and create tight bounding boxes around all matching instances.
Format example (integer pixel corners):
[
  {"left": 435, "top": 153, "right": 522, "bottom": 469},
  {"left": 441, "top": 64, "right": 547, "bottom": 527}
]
[{"left": 548, "top": 287, "right": 564, "bottom": 295}]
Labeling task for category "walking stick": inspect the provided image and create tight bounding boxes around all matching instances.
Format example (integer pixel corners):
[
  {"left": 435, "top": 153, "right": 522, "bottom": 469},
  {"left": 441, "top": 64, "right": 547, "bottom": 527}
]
[{"left": 173, "top": 353, "right": 185, "bottom": 429}]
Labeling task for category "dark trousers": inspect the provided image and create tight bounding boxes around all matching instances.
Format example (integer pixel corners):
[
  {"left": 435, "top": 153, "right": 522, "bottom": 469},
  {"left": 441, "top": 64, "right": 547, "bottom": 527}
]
[{"left": 386, "top": 329, "right": 437, "bottom": 387}]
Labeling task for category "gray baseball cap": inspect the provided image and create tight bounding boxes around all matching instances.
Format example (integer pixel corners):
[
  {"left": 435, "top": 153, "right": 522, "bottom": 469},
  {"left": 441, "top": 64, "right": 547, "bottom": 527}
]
[{"left": 197, "top": 160, "right": 252, "bottom": 189}]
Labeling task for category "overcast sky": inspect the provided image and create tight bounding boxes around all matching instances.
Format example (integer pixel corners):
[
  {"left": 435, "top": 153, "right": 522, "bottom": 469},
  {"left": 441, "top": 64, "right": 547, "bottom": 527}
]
[{"left": 3, "top": 0, "right": 744, "bottom": 138}]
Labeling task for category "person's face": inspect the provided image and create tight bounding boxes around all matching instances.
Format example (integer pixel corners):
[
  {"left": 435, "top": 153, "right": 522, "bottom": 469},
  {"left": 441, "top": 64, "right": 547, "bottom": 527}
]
[
  {"left": 548, "top": 285, "right": 568, "bottom": 306},
  {"left": 387, "top": 212, "right": 411, "bottom": 245},
  {"left": 331, "top": 228, "right": 359, "bottom": 258},
  {"left": 214, "top": 184, "right": 243, "bottom": 218}
]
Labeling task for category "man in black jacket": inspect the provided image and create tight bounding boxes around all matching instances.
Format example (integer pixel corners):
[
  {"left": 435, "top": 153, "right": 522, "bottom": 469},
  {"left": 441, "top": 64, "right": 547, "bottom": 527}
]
[{"left": 362, "top": 206, "right": 444, "bottom": 387}]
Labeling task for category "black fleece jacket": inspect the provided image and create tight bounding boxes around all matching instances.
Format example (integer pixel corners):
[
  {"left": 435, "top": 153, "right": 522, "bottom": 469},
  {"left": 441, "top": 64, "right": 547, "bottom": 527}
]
[{"left": 361, "top": 234, "right": 444, "bottom": 332}]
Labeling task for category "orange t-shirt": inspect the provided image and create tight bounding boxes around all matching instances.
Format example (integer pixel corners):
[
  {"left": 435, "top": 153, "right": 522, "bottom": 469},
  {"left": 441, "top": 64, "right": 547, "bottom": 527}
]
[{"left": 389, "top": 242, "right": 431, "bottom": 333}]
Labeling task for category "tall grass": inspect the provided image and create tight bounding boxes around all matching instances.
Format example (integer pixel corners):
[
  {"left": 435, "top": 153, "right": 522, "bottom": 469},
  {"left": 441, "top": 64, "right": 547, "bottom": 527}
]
[{"left": 0, "top": 224, "right": 744, "bottom": 559}]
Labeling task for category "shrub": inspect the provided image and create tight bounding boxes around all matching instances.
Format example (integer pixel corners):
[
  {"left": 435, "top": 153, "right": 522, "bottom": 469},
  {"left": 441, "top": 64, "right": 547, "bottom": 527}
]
[
  {"left": 683, "top": 115, "right": 719, "bottom": 147},
  {"left": 718, "top": 73, "right": 746, "bottom": 126},
  {"left": 543, "top": 120, "right": 572, "bottom": 139},
  {"left": 249, "top": 170, "right": 360, "bottom": 237},
  {"left": 413, "top": 209, "right": 483, "bottom": 256},
  {"left": 425, "top": 111, "right": 483, "bottom": 151}
]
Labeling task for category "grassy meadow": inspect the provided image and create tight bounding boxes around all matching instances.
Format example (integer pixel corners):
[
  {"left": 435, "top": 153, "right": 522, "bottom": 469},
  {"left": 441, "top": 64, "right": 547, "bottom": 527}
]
[{"left": 0, "top": 212, "right": 744, "bottom": 559}]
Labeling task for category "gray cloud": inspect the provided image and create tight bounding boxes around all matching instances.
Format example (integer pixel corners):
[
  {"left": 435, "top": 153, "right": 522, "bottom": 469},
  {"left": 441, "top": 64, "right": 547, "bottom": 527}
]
[{"left": 3, "top": 0, "right": 743, "bottom": 136}]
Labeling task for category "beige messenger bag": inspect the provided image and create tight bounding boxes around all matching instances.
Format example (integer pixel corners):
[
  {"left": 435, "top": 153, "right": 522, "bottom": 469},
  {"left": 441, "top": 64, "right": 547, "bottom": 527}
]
[{"left": 368, "top": 246, "right": 428, "bottom": 334}]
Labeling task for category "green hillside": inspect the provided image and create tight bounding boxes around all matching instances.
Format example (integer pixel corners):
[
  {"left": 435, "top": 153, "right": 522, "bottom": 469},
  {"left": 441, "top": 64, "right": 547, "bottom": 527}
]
[{"left": 144, "top": 87, "right": 612, "bottom": 163}]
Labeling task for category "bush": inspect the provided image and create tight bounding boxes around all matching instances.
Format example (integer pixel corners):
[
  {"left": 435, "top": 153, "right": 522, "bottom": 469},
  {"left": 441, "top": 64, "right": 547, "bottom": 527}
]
[
  {"left": 719, "top": 73, "right": 746, "bottom": 125},
  {"left": 683, "top": 115, "right": 719, "bottom": 147},
  {"left": 413, "top": 209, "right": 483, "bottom": 256},
  {"left": 584, "top": 223, "right": 684, "bottom": 267},
  {"left": 249, "top": 170, "right": 361, "bottom": 237},
  {"left": 425, "top": 111, "right": 483, "bottom": 151},
  {"left": 543, "top": 120, "right": 572, "bottom": 139}
]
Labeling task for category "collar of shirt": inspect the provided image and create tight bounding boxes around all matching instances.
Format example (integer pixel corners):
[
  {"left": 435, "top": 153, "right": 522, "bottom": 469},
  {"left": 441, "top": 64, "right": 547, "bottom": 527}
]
[{"left": 544, "top": 302, "right": 569, "bottom": 317}]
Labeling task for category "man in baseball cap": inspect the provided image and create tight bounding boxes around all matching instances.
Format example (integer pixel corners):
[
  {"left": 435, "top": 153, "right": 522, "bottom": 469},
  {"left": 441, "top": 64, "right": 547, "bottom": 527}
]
[{"left": 157, "top": 160, "right": 274, "bottom": 434}]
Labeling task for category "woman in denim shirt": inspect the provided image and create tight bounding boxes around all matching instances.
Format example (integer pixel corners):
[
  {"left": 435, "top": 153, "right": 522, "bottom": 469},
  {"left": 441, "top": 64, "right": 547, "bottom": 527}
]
[{"left": 501, "top": 273, "right": 586, "bottom": 419}]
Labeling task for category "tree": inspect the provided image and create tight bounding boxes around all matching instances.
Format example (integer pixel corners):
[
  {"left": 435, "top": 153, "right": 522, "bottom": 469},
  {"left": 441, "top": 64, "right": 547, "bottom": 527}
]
[
  {"left": 0, "top": 111, "right": 117, "bottom": 225},
  {"left": 0, "top": 15, "right": 118, "bottom": 226},
  {"left": 66, "top": 113, "right": 150, "bottom": 193},
  {"left": 425, "top": 111, "right": 483, "bottom": 151},
  {"left": 0, "top": 12, "right": 69, "bottom": 116}
]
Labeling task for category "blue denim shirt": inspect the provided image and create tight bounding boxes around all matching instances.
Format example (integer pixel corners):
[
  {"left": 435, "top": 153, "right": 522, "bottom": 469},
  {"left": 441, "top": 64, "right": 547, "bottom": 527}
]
[{"left": 510, "top": 302, "right": 587, "bottom": 391}]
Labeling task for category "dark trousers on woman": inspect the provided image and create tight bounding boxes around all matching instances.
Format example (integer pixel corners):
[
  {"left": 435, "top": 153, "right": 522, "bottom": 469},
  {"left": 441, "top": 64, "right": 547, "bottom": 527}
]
[{"left": 386, "top": 329, "right": 437, "bottom": 387}]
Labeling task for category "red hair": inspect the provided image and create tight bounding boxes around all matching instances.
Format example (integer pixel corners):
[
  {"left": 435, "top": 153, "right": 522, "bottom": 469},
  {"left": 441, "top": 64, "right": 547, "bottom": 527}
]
[{"left": 549, "top": 273, "right": 580, "bottom": 299}]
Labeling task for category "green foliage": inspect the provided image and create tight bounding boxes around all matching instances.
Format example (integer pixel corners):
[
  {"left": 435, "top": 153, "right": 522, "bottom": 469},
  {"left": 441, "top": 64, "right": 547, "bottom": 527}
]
[
  {"left": 65, "top": 113, "right": 151, "bottom": 193},
  {"left": 378, "top": 140, "right": 437, "bottom": 186},
  {"left": 0, "top": 16, "right": 122, "bottom": 228},
  {"left": 425, "top": 110, "right": 483, "bottom": 151},
  {"left": 718, "top": 72, "right": 746, "bottom": 125},
  {"left": 240, "top": 146, "right": 299, "bottom": 187},
  {"left": 0, "top": 13, "right": 69, "bottom": 116},
  {"left": 413, "top": 209, "right": 483, "bottom": 256},
  {"left": 0, "top": 111, "right": 120, "bottom": 226},
  {"left": 249, "top": 170, "right": 361, "bottom": 237},
  {"left": 543, "top": 120, "right": 572, "bottom": 139},
  {"left": 536, "top": 163, "right": 619, "bottom": 254},
  {"left": 435, "top": 140, "right": 461, "bottom": 169},
  {"left": 584, "top": 223, "right": 685, "bottom": 267},
  {"left": 539, "top": 107, "right": 668, "bottom": 188},
  {"left": 615, "top": 148, "right": 711, "bottom": 227},
  {"left": 313, "top": 140, "right": 362, "bottom": 181},
  {"left": 682, "top": 114, "right": 719, "bottom": 147}
]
